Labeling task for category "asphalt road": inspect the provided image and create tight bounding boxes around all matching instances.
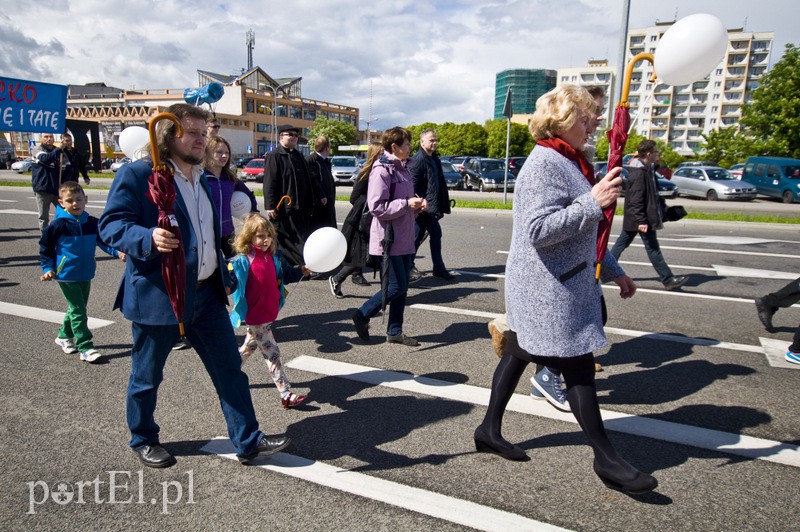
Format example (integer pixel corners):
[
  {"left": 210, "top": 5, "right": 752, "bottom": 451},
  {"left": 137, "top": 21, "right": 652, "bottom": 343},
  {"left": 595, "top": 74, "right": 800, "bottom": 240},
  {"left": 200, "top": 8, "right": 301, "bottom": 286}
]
[{"left": 1, "top": 186, "right": 799, "bottom": 530}]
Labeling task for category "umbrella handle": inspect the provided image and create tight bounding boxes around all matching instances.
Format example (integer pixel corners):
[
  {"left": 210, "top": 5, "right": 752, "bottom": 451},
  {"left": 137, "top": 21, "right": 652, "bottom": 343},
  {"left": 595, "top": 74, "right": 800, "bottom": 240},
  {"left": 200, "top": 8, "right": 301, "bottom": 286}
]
[
  {"left": 276, "top": 195, "right": 293, "bottom": 209},
  {"left": 148, "top": 113, "right": 184, "bottom": 168},
  {"left": 618, "top": 52, "right": 654, "bottom": 106}
]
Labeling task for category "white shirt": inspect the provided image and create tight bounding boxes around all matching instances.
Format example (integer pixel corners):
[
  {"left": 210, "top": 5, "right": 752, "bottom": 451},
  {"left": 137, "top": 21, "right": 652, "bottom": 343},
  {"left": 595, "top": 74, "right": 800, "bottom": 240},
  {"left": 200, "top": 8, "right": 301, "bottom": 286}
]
[{"left": 170, "top": 161, "right": 218, "bottom": 282}]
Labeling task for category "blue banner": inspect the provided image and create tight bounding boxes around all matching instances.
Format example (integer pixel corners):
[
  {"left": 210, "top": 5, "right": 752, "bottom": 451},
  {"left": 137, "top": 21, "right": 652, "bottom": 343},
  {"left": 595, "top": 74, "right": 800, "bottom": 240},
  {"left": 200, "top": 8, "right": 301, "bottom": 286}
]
[{"left": 0, "top": 76, "right": 68, "bottom": 134}]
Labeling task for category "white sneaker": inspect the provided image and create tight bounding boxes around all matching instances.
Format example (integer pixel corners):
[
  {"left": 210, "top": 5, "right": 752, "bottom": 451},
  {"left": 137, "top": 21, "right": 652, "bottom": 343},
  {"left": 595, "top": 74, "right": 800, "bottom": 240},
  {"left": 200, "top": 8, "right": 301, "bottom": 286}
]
[
  {"left": 55, "top": 337, "right": 78, "bottom": 354},
  {"left": 80, "top": 349, "right": 101, "bottom": 363}
]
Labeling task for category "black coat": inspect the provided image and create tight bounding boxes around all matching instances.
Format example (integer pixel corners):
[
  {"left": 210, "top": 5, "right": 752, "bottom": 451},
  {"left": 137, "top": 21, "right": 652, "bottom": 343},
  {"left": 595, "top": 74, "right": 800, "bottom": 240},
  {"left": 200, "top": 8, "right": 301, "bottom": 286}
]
[
  {"left": 409, "top": 149, "right": 450, "bottom": 217},
  {"left": 306, "top": 152, "right": 337, "bottom": 229},
  {"left": 621, "top": 161, "right": 665, "bottom": 232},
  {"left": 339, "top": 176, "right": 370, "bottom": 268},
  {"left": 263, "top": 145, "right": 322, "bottom": 265}
]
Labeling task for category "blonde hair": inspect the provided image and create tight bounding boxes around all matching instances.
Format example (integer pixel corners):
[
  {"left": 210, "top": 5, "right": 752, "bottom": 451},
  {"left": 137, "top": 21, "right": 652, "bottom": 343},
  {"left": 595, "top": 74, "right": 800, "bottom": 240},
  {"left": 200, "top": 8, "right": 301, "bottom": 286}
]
[
  {"left": 234, "top": 213, "right": 277, "bottom": 255},
  {"left": 356, "top": 142, "right": 383, "bottom": 182},
  {"left": 528, "top": 84, "right": 596, "bottom": 141}
]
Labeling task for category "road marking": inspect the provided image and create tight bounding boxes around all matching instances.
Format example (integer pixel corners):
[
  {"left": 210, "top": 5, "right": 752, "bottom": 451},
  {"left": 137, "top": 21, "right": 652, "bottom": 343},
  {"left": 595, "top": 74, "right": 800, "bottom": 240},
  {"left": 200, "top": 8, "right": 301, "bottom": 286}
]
[
  {"left": 711, "top": 265, "right": 798, "bottom": 280},
  {"left": 0, "top": 301, "right": 114, "bottom": 329},
  {"left": 0, "top": 199, "right": 16, "bottom": 203},
  {"left": 201, "top": 438, "right": 566, "bottom": 532},
  {"left": 0, "top": 209, "right": 38, "bottom": 215},
  {"left": 607, "top": 241, "right": 800, "bottom": 259},
  {"left": 662, "top": 236, "right": 778, "bottom": 245},
  {"left": 758, "top": 337, "right": 799, "bottom": 369},
  {"left": 286, "top": 356, "right": 800, "bottom": 468}
]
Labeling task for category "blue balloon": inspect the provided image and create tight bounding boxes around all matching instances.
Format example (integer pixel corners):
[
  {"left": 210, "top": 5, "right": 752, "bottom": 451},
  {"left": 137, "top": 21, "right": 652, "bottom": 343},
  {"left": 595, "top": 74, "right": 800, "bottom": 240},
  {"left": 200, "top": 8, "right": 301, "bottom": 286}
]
[{"left": 183, "top": 82, "right": 225, "bottom": 106}]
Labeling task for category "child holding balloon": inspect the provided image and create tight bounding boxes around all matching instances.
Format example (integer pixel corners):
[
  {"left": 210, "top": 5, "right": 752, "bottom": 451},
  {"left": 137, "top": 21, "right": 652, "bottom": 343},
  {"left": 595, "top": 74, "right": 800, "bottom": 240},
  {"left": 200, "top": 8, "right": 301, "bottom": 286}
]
[{"left": 229, "top": 213, "right": 310, "bottom": 409}]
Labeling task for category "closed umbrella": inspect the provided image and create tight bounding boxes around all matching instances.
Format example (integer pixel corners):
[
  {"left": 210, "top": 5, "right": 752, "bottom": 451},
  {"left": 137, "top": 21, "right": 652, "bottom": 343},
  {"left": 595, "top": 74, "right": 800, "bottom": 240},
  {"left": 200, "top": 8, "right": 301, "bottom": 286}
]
[{"left": 147, "top": 112, "right": 187, "bottom": 335}]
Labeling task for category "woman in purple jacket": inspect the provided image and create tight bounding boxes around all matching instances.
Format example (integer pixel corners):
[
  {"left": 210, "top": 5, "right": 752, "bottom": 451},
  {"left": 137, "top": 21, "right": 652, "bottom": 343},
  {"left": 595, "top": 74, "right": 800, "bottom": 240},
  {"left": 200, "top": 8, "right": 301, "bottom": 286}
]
[
  {"left": 204, "top": 136, "right": 258, "bottom": 258},
  {"left": 351, "top": 127, "right": 427, "bottom": 346}
]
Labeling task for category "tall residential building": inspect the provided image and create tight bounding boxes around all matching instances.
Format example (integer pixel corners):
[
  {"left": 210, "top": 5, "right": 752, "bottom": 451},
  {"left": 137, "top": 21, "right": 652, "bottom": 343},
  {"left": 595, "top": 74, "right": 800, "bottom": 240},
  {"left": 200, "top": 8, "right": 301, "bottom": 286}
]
[
  {"left": 624, "top": 22, "right": 773, "bottom": 155},
  {"left": 493, "top": 69, "right": 556, "bottom": 119},
  {"left": 556, "top": 60, "right": 617, "bottom": 132}
]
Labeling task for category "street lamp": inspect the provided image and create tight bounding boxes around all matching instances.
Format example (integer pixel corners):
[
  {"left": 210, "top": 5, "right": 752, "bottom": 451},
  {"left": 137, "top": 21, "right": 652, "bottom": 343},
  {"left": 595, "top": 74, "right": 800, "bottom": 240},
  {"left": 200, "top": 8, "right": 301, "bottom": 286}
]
[
  {"left": 259, "top": 80, "right": 296, "bottom": 149},
  {"left": 258, "top": 104, "right": 273, "bottom": 152}
]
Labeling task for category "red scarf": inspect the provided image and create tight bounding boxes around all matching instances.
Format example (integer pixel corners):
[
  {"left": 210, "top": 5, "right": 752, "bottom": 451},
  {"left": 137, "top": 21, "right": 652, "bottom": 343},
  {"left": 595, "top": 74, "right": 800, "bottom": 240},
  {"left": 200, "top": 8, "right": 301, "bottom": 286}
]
[{"left": 536, "top": 137, "right": 615, "bottom": 263}]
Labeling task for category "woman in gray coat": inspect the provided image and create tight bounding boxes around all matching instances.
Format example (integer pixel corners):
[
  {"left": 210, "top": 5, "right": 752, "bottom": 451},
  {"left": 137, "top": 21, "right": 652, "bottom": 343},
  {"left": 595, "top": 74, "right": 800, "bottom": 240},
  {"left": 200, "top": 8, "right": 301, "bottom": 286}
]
[{"left": 474, "top": 85, "right": 657, "bottom": 495}]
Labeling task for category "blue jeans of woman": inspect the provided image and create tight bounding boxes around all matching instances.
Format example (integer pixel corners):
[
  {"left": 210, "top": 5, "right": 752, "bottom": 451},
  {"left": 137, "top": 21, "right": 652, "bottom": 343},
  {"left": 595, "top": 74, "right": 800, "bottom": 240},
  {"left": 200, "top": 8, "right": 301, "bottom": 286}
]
[{"left": 356, "top": 254, "right": 412, "bottom": 337}]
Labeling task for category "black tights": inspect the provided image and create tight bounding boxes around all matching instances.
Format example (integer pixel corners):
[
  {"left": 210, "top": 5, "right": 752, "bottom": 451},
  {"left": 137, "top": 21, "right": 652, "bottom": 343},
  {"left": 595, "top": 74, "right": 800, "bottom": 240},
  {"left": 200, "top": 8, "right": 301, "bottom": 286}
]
[{"left": 478, "top": 332, "right": 640, "bottom": 480}]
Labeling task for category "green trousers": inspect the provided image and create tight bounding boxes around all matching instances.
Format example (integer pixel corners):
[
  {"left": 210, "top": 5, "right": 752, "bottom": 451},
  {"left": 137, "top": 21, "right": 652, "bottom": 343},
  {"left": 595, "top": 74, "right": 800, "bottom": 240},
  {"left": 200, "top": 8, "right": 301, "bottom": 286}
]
[{"left": 57, "top": 281, "right": 93, "bottom": 352}]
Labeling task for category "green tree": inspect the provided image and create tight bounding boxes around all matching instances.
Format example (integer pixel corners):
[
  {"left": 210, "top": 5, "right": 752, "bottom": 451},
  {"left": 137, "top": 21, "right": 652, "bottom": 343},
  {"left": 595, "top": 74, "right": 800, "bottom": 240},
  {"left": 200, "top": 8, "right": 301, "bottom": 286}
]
[
  {"left": 307, "top": 116, "right": 357, "bottom": 153},
  {"left": 739, "top": 43, "right": 800, "bottom": 159},
  {"left": 700, "top": 127, "right": 764, "bottom": 168},
  {"left": 484, "top": 119, "right": 535, "bottom": 158},
  {"left": 594, "top": 131, "right": 647, "bottom": 162}
]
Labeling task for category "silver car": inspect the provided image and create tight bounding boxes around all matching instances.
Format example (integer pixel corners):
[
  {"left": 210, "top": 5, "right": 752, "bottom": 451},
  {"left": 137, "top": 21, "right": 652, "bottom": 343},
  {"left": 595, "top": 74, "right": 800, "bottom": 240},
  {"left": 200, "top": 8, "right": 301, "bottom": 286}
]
[
  {"left": 11, "top": 158, "right": 35, "bottom": 173},
  {"left": 671, "top": 166, "right": 757, "bottom": 201},
  {"left": 330, "top": 156, "right": 359, "bottom": 185}
]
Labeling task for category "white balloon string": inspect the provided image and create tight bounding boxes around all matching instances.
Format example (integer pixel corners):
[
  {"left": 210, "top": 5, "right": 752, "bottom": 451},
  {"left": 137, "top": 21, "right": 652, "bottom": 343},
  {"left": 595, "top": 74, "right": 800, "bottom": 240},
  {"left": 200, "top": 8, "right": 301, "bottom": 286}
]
[{"left": 628, "top": 82, "right": 658, "bottom": 135}]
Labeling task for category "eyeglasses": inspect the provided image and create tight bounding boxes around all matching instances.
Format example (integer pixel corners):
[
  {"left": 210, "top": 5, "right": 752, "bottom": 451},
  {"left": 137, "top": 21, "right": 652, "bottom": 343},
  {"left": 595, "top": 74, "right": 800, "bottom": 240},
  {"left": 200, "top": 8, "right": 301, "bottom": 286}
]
[{"left": 281, "top": 132, "right": 298, "bottom": 137}]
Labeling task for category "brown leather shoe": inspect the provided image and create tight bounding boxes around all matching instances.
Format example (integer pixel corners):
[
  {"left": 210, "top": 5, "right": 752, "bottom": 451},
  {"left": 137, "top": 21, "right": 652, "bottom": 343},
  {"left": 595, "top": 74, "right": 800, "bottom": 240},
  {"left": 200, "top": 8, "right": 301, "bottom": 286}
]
[
  {"left": 488, "top": 321, "right": 505, "bottom": 358},
  {"left": 595, "top": 363, "right": 603, "bottom": 372}
]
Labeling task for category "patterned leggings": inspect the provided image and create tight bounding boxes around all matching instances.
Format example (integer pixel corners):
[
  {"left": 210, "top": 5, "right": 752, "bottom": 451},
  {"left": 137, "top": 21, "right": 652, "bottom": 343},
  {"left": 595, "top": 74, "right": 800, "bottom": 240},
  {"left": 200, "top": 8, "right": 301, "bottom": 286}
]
[{"left": 239, "top": 322, "right": 291, "bottom": 394}]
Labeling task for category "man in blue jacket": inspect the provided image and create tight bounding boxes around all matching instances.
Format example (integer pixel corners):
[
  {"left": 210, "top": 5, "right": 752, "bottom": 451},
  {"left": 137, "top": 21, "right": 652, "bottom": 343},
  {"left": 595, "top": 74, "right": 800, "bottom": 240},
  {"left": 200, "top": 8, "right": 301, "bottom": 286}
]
[
  {"left": 99, "top": 103, "right": 290, "bottom": 468},
  {"left": 31, "top": 133, "right": 64, "bottom": 234}
]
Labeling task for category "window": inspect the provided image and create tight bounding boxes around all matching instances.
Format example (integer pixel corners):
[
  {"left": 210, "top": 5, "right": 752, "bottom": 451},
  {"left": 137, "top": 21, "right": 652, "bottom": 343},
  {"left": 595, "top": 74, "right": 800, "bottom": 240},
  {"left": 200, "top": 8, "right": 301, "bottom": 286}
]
[
  {"left": 767, "top": 165, "right": 780, "bottom": 178},
  {"left": 246, "top": 99, "right": 255, "bottom": 113},
  {"left": 289, "top": 105, "right": 302, "bottom": 119},
  {"left": 256, "top": 123, "right": 270, "bottom": 133},
  {"left": 303, "top": 109, "right": 316, "bottom": 121},
  {"left": 714, "top": 81, "right": 721, "bottom": 87},
  {"left": 650, "top": 35, "right": 658, "bottom": 42},
  {"left": 754, "top": 163, "right": 765, "bottom": 177},
  {"left": 275, "top": 105, "right": 287, "bottom": 117},
  {"left": 716, "top": 69, "right": 723, "bottom": 75}
]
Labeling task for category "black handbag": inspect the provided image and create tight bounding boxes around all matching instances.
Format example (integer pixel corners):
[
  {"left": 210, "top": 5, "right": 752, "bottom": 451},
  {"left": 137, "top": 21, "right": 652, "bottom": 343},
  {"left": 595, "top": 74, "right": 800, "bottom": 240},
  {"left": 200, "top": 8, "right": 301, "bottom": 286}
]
[
  {"left": 665, "top": 205, "right": 687, "bottom": 222},
  {"left": 358, "top": 199, "right": 373, "bottom": 233}
]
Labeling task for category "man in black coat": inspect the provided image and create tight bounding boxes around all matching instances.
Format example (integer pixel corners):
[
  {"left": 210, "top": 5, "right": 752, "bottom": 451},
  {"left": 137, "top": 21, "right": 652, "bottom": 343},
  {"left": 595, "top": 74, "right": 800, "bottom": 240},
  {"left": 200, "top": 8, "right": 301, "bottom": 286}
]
[
  {"left": 263, "top": 125, "right": 323, "bottom": 265},
  {"left": 306, "top": 136, "right": 337, "bottom": 231},
  {"left": 409, "top": 128, "right": 453, "bottom": 281},
  {"left": 610, "top": 140, "right": 687, "bottom": 290},
  {"left": 60, "top": 133, "right": 91, "bottom": 186}
]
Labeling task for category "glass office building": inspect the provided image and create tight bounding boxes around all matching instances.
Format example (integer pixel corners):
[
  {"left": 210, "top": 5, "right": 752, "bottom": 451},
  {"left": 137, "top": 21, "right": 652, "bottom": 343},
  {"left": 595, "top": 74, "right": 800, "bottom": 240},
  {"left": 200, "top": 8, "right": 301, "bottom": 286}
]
[{"left": 494, "top": 69, "right": 557, "bottom": 119}]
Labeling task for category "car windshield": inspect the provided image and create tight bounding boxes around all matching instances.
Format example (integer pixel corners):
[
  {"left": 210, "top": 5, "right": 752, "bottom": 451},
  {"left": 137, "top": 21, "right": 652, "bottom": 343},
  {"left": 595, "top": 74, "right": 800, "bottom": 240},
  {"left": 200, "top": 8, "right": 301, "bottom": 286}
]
[
  {"left": 245, "top": 159, "right": 264, "bottom": 168},
  {"left": 332, "top": 157, "right": 357, "bottom": 167},
  {"left": 782, "top": 165, "right": 800, "bottom": 178},
  {"left": 706, "top": 168, "right": 731, "bottom": 180},
  {"left": 444, "top": 163, "right": 458, "bottom": 173},
  {"left": 481, "top": 161, "right": 505, "bottom": 172}
]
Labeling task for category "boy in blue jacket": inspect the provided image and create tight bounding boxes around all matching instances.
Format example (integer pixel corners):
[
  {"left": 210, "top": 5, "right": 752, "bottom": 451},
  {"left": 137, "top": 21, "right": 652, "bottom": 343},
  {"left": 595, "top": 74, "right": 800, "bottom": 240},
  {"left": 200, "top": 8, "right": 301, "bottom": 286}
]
[{"left": 39, "top": 182, "right": 126, "bottom": 362}]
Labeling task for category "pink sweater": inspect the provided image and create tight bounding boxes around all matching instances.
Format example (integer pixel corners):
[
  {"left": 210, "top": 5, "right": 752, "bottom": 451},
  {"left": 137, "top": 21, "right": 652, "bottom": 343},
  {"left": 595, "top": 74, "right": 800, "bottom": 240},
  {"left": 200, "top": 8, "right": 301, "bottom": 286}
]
[{"left": 244, "top": 247, "right": 280, "bottom": 324}]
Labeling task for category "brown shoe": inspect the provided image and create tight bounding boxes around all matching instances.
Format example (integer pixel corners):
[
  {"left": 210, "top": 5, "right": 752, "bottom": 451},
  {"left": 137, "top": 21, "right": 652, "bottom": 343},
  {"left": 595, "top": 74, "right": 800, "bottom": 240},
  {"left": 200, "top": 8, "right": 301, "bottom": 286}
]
[
  {"left": 488, "top": 321, "right": 505, "bottom": 358},
  {"left": 595, "top": 363, "right": 603, "bottom": 373}
]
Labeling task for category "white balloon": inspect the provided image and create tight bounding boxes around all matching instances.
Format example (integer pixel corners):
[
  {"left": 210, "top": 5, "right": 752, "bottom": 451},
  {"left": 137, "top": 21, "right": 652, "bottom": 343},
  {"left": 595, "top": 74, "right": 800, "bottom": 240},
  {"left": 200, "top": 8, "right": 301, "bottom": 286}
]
[
  {"left": 654, "top": 14, "right": 728, "bottom": 86},
  {"left": 118, "top": 126, "right": 151, "bottom": 161},
  {"left": 230, "top": 191, "right": 251, "bottom": 219},
  {"left": 303, "top": 227, "right": 347, "bottom": 273}
]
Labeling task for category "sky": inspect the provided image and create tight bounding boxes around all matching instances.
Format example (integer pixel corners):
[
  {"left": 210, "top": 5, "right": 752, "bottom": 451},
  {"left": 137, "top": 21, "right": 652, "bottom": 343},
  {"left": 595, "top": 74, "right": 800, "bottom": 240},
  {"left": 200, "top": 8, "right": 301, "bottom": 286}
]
[{"left": 1, "top": 0, "right": 796, "bottom": 128}]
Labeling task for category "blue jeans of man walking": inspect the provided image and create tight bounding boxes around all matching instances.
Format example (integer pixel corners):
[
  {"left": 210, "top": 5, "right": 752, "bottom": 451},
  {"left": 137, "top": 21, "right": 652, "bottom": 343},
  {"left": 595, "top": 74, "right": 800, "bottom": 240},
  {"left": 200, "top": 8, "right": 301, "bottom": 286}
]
[
  {"left": 610, "top": 228, "right": 675, "bottom": 284},
  {"left": 126, "top": 283, "right": 263, "bottom": 457},
  {"left": 356, "top": 254, "right": 412, "bottom": 337}
]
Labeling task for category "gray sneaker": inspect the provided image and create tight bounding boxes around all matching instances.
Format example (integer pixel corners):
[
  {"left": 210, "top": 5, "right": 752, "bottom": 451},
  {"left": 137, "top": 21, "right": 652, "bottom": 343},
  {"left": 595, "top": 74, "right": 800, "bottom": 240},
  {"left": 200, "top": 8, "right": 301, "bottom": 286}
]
[
  {"left": 531, "top": 368, "right": 570, "bottom": 411},
  {"left": 409, "top": 267, "right": 423, "bottom": 282},
  {"left": 663, "top": 275, "right": 688, "bottom": 291},
  {"left": 387, "top": 332, "right": 420, "bottom": 346}
]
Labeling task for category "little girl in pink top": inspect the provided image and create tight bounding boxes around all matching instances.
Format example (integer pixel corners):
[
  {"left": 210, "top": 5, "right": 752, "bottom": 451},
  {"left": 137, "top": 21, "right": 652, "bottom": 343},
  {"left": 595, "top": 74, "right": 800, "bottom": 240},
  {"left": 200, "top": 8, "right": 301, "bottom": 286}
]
[{"left": 229, "top": 213, "right": 309, "bottom": 408}]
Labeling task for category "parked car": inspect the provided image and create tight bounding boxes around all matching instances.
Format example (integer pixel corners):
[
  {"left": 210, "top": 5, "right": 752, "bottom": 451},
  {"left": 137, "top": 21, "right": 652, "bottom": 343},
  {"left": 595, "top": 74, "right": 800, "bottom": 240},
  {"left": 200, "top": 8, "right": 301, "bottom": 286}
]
[
  {"left": 442, "top": 163, "right": 464, "bottom": 190},
  {"left": 728, "top": 163, "right": 745, "bottom": 179},
  {"left": 671, "top": 166, "right": 756, "bottom": 201},
  {"left": 11, "top": 158, "right": 34, "bottom": 173},
  {"left": 330, "top": 156, "right": 359, "bottom": 185},
  {"left": 507, "top": 156, "right": 528, "bottom": 177},
  {"left": 110, "top": 157, "right": 132, "bottom": 172},
  {"left": 616, "top": 166, "right": 677, "bottom": 198},
  {"left": 462, "top": 157, "right": 514, "bottom": 192},
  {"left": 741, "top": 156, "right": 800, "bottom": 203},
  {"left": 677, "top": 160, "right": 718, "bottom": 168},
  {"left": 235, "top": 156, "right": 254, "bottom": 169},
  {"left": 238, "top": 158, "right": 265, "bottom": 182}
]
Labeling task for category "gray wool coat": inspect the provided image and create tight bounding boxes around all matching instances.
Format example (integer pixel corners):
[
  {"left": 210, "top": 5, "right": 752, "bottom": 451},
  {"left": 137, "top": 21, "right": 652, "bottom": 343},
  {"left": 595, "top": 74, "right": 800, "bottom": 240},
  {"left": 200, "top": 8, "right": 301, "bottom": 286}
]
[{"left": 505, "top": 145, "right": 625, "bottom": 358}]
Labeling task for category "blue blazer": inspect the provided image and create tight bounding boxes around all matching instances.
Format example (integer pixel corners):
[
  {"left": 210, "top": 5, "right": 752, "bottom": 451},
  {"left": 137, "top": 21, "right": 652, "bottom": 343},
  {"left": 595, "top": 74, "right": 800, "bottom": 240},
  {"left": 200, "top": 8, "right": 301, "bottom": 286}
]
[{"left": 99, "top": 159, "right": 233, "bottom": 326}]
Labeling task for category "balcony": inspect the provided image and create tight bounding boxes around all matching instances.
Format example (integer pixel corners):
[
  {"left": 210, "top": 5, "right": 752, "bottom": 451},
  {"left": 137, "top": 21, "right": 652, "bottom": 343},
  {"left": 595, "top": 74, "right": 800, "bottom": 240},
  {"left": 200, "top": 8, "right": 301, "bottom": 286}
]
[
  {"left": 655, "top": 83, "right": 671, "bottom": 93},
  {"left": 730, "top": 41, "right": 750, "bottom": 51}
]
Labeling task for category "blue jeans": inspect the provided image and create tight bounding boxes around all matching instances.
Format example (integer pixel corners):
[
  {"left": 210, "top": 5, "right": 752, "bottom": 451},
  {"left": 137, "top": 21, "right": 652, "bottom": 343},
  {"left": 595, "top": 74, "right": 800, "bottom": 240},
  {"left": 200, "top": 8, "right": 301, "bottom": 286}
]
[
  {"left": 610, "top": 229, "right": 674, "bottom": 284},
  {"left": 126, "top": 283, "right": 262, "bottom": 457},
  {"left": 357, "top": 254, "right": 412, "bottom": 337},
  {"left": 414, "top": 214, "right": 447, "bottom": 275}
]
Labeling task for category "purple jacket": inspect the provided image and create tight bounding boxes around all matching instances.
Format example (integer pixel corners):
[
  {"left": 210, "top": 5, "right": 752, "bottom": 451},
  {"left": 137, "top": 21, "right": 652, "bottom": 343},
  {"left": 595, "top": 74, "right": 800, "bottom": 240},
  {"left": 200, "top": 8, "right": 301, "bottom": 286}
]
[
  {"left": 367, "top": 152, "right": 416, "bottom": 256},
  {"left": 205, "top": 170, "right": 258, "bottom": 236}
]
